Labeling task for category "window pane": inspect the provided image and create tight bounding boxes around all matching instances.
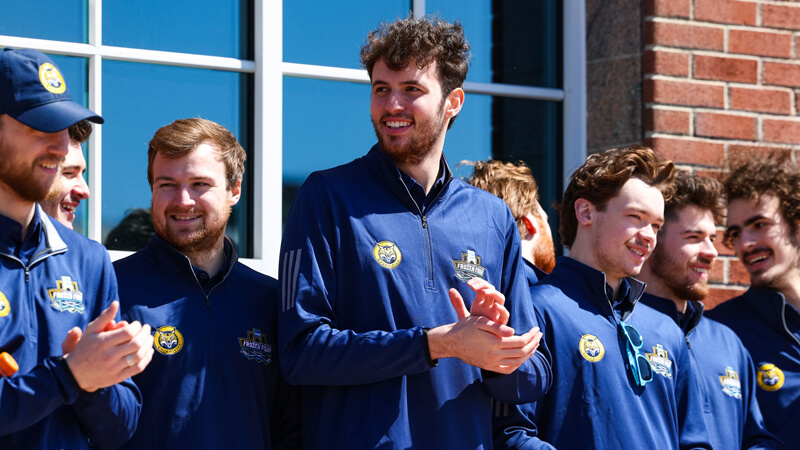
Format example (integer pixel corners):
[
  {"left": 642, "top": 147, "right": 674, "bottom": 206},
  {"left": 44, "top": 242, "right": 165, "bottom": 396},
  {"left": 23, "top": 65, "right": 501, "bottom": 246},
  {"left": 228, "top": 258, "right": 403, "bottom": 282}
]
[
  {"left": 427, "top": 0, "right": 560, "bottom": 88},
  {"left": 103, "top": 1, "right": 252, "bottom": 59},
  {"left": 283, "top": 0, "right": 410, "bottom": 69},
  {"left": 0, "top": 2, "right": 87, "bottom": 43},
  {"left": 101, "top": 61, "right": 251, "bottom": 255}
]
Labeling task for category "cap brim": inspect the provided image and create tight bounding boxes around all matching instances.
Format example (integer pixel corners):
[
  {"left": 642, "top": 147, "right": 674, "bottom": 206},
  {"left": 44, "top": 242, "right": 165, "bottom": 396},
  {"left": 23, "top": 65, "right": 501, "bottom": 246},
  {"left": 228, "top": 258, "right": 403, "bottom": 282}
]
[{"left": 10, "top": 100, "right": 103, "bottom": 133}]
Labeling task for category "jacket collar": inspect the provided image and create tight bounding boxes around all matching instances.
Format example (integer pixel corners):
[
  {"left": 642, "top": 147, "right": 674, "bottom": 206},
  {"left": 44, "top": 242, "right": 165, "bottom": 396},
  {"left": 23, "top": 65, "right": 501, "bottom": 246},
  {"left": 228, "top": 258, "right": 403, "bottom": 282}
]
[
  {"left": 545, "top": 256, "right": 647, "bottom": 321},
  {"left": 640, "top": 292, "right": 704, "bottom": 335},
  {"left": 142, "top": 233, "right": 238, "bottom": 283},
  {"left": 523, "top": 258, "right": 548, "bottom": 287}
]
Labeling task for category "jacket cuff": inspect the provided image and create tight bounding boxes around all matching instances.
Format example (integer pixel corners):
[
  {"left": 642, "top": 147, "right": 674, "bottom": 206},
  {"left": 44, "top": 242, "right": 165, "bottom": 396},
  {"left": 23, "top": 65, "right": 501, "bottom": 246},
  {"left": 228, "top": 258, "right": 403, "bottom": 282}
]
[
  {"left": 422, "top": 327, "right": 439, "bottom": 368},
  {"left": 47, "top": 356, "right": 83, "bottom": 405}
]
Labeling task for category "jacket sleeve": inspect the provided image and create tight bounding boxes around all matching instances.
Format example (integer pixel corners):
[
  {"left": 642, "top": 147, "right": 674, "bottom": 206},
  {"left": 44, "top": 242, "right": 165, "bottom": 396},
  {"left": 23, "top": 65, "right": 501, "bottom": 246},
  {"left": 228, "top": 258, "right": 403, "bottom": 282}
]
[
  {"left": 70, "top": 255, "right": 142, "bottom": 449},
  {"left": 482, "top": 210, "right": 552, "bottom": 404},
  {"left": 740, "top": 348, "right": 784, "bottom": 449},
  {"left": 492, "top": 401, "right": 556, "bottom": 450},
  {"left": 270, "top": 373, "right": 302, "bottom": 449},
  {"left": 278, "top": 180, "right": 433, "bottom": 385},
  {"left": 674, "top": 341, "right": 713, "bottom": 450}
]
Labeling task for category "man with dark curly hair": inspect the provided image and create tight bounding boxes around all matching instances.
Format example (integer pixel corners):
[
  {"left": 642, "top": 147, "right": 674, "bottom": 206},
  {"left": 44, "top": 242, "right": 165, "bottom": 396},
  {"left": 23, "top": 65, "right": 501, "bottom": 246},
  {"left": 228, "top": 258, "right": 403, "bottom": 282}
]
[
  {"left": 707, "top": 156, "right": 800, "bottom": 445},
  {"left": 278, "top": 15, "right": 551, "bottom": 449},
  {"left": 499, "top": 146, "right": 712, "bottom": 449},
  {"left": 638, "top": 171, "right": 780, "bottom": 449}
]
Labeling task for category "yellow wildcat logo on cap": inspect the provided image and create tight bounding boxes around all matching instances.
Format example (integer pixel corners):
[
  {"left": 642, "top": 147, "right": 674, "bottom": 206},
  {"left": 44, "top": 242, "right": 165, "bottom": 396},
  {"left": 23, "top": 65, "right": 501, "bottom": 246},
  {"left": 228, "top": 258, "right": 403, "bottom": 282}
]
[{"left": 39, "top": 63, "right": 66, "bottom": 94}]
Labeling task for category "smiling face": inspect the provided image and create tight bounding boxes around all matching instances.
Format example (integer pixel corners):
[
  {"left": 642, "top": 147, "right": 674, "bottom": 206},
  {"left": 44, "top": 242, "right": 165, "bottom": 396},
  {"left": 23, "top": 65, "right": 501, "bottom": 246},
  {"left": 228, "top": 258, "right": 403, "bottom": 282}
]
[
  {"left": 370, "top": 59, "right": 457, "bottom": 165},
  {"left": 727, "top": 193, "right": 800, "bottom": 291},
  {"left": 40, "top": 142, "right": 89, "bottom": 228},
  {"left": 648, "top": 205, "right": 718, "bottom": 301},
  {"left": 0, "top": 115, "right": 68, "bottom": 203},
  {"left": 151, "top": 142, "right": 240, "bottom": 255},
  {"left": 583, "top": 178, "right": 665, "bottom": 286}
]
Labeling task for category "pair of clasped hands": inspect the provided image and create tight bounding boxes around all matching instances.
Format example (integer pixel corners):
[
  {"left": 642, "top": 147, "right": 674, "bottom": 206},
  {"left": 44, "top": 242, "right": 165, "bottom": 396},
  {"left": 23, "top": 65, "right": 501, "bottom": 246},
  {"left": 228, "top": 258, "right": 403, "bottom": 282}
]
[
  {"left": 60, "top": 301, "right": 154, "bottom": 392},
  {"left": 427, "top": 278, "right": 542, "bottom": 375}
]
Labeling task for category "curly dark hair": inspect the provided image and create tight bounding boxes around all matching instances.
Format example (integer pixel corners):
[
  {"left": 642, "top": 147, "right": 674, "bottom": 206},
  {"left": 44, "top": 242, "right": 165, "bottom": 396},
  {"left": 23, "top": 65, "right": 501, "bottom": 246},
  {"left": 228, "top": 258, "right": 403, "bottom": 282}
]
[
  {"left": 723, "top": 156, "right": 800, "bottom": 247},
  {"left": 360, "top": 15, "right": 470, "bottom": 129},
  {"left": 557, "top": 145, "right": 676, "bottom": 248},
  {"left": 664, "top": 170, "right": 726, "bottom": 227},
  {"left": 68, "top": 120, "right": 93, "bottom": 144}
]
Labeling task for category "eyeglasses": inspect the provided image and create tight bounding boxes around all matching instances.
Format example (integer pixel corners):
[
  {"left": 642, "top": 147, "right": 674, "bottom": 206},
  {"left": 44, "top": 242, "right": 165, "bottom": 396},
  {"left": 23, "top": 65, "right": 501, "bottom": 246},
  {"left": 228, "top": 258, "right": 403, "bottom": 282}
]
[{"left": 618, "top": 321, "right": 653, "bottom": 387}]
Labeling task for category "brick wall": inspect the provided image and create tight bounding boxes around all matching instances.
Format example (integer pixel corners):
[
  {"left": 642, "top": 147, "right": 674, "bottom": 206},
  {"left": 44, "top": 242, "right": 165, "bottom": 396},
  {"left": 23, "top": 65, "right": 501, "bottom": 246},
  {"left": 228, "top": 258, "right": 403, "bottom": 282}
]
[{"left": 642, "top": 0, "right": 800, "bottom": 308}]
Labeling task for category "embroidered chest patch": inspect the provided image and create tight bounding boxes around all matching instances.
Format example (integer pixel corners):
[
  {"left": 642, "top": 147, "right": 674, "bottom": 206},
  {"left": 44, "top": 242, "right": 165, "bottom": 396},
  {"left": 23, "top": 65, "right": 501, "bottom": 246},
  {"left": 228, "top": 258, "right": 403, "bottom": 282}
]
[
  {"left": 48, "top": 276, "right": 84, "bottom": 313},
  {"left": 239, "top": 329, "right": 273, "bottom": 366},
  {"left": 719, "top": 366, "right": 742, "bottom": 399},
  {"left": 579, "top": 334, "right": 605, "bottom": 362},
  {"left": 0, "top": 292, "right": 10, "bottom": 317},
  {"left": 645, "top": 344, "right": 673, "bottom": 379},
  {"left": 452, "top": 250, "right": 486, "bottom": 282},
  {"left": 757, "top": 363, "right": 785, "bottom": 392},
  {"left": 154, "top": 325, "right": 184, "bottom": 355},
  {"left": 373, "top": 241, "right": 402, "bottom": 269}
]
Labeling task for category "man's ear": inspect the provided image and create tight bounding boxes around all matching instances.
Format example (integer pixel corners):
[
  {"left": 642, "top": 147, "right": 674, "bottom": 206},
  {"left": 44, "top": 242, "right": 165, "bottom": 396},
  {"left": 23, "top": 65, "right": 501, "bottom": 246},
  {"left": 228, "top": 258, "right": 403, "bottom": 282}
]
[
  {"left": 445, "top": 87, "right": 464, "bottom": 120},
  {"left": 229, "top": 179, "right": 242, "bottom": 206},
  {"left": 523, "top": 214, "right": 539, "bottom": 239},
  {"left": 574, "top": 198, "right": 595, "bottom": 226}
]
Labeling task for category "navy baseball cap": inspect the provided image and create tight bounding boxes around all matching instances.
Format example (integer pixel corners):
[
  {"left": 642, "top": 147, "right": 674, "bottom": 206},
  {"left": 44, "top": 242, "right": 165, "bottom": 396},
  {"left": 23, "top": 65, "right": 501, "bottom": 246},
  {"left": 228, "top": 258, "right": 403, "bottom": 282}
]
[{"left": 0, "top": 48, "right": 103, "bottom": 133}]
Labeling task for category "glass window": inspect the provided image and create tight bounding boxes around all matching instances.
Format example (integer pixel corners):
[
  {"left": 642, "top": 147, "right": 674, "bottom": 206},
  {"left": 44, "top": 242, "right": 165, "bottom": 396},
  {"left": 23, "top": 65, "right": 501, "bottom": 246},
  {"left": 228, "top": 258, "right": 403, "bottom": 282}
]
[
  {"left": 0, "top": 2, "right": 87, "bottom": 43},
  {"left": 103, "top": 0, "right": 253, "bottom": 59},
  {"left": 101, "top": 60, "right": 251, "bottom": 255},
  {"left": 283, "top": 0, "right": 410, "bottom": 69}
]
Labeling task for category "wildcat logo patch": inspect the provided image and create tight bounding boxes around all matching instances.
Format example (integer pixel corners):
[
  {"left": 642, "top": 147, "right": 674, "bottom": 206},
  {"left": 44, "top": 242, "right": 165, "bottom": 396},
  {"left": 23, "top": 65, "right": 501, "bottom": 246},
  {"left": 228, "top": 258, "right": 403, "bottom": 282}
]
[
  {"left": 239, "top": 329, "right": 273, "bottom": 366},
  {"left": 39, "top": 63, "right": 66, "bottom": 94},
  {"left": 452, "top": 250, "right": 486, "bottom": 282},
  {"left": 757, "top": 363, "right": 785, "bottom": 392},
  {"left": 645, "top": 344, "right": 673, "bottom": 379},
  {"left": 154, "top": 326, "right": 184, "bottom": 355},
  {"left": 0, "top": 292, "right": 10, "bottom": 317},
  {"left": 579, "top": 334, "right": 605, "bottom": 362},
  {"left": 48, "top": 276, "right": 84, "bottom": 313},
  {"left": 373, "top": 241, "right": 402, "bottom": 269},
  {"left": 719, "top": 366, "right": 742, "bottom": 399}
]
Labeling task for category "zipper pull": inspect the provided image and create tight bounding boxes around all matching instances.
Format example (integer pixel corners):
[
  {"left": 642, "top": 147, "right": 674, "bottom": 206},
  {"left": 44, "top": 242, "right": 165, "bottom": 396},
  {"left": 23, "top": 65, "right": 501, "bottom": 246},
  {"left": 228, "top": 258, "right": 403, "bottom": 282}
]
[
  {"left": 422, "top": 216, "right": 427, "bottom": 228},
  {"left": 205, "top": 295, "right": 211, "bottom": 308}
]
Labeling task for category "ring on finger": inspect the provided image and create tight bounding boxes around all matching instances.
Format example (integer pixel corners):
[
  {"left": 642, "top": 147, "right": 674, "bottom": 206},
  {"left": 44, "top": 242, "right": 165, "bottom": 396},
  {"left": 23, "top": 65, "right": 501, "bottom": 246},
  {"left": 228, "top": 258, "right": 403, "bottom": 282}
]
[{"left": 126, "top": 355, "right": 135, "bottom": 367}]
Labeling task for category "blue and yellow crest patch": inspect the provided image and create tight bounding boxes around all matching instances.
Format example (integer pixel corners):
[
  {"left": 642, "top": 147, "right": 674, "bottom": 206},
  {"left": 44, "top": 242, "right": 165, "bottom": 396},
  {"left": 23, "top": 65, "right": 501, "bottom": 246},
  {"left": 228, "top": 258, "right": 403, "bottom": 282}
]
[
  {"left": 48, "top": 276, "right": 84, "bottom": 313},
  {"left": 579, "top": 334, "right": 605, "bottom": 362},
  {"left": 239, "top": 328, "right": 273, "bottom": 366},
  {"left": 373, "top": 241, "right": 401, "bottom": 269},
  {"left": 0, "top": 292, "right": 9, "bottom": 318},
  {"left": 452, "top": 250, "right": 487, "bottom": 282},
  {"left": 645, "top": 344, "right": 673, "bottom": 379},
  {"left": 154, "top": 325, "right": 184, "bottom": 355},
  {"left": 757, "top": 363, "right": 785, "bottom": 392},
  {"left": 719, "top": 366, "right": 742, "bottom": 399},
  {"left": 39, "top": 63, "right": 66, "bottom": 94}
]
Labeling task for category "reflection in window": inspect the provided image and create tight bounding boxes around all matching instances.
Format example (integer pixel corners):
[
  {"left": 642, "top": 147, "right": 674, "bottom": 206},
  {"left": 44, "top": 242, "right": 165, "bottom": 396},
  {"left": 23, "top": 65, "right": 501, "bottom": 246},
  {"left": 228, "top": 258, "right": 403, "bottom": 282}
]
[
  {"left": 0, "top": 3, "right": 87, "bottom": 43},
  {"left": 283, "top": 0, "right": 409, "bottom": 69},
  {"left": 103, "top": 0, "right": 253, "bottom": 59},
  {"left": 101, "top": 60, "right": 251, "bottom": 255}
]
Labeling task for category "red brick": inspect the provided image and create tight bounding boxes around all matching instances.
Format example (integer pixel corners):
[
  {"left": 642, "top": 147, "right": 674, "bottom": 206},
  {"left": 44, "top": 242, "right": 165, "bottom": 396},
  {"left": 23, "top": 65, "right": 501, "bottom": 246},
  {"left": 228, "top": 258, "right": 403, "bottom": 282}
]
[
  {"left": 645, "top": 21, "right": 724, "bottom": 51},
  {"left": 695, "top": 0, "right": 757, "bottom": 25},
  {"left": 705, "top": 286, "right": 747, "bottom": 310},
  {"left": 729, "top": 29, "right": 792, "bottom": 58},
  {"left": 694, "top": 55, "right": 757, "bottom": 83},
  {"left": 644, "top": 50, "right": 689, "bottom": 77},
  {"left": 695, "top": 170, "right": 726, "bottom": 182},
  {"left": 763, "top": 4, "right": 800, "bottom": 30},
  {"left": 646, "top": 136, "right": 725, "bottom": 166},
  {"left": 644, "top": 108, "right": 691, "bottom": 134},
  {"left": 714, "top": 230, "right": 735, "bottom": 257},
  {"left": 764, "top": 118, "right": 800, "bottom": 144},
  {"left": 696, "top": 112, "right": 758, "bottom": 140},
  {"left": 645, "top": 0, "right": 690, "bottom": 18},
  {"left": 709, "top": 259, "right": 725, "bottom": 283},
  {"left": 730, "top": 87, "right": 791, "bottom": 114},
  {"left": 729, "top": 259, "right": 751, "bottom": 285},
  {"left": 729, "top": 144, "right": 793, "bottom": 166},
  {"left": 644, "top": 79, "right": 725, "bottom": 108},
  {"left": 764, "top": 62, "right": 800, "bottom": 88}
]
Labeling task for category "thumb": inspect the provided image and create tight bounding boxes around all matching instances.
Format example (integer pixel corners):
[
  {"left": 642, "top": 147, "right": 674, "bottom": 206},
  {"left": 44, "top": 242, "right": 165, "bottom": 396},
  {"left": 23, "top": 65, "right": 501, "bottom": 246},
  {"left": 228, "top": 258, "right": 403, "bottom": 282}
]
[
  {"left": 85, "top": 301, "right": 119, "bottom": 334},
  {"left": 61, "top": 327, "right": 83, "bottom": 355},
  {"left": 449, "top": 288, "right": 470, "bottom": 319}
]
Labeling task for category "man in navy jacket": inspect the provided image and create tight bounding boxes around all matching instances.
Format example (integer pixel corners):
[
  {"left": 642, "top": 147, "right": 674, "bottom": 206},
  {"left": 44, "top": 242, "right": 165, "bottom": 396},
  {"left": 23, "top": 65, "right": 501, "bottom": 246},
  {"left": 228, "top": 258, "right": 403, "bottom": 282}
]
[
  {"left": 0, "top": 48, "right": 153, "bottom": 449},
  {"left": 115, "top": 118, "right": 300, "bottom": 449},
  {"left": 638, "top": 171, "right": 781, "bottom": 449},
  {"left": 707, "top": 157, "right": 800, "bottom": 445},
  {"left": 279, "top": 16, "right": 550, "bottom": 449}
]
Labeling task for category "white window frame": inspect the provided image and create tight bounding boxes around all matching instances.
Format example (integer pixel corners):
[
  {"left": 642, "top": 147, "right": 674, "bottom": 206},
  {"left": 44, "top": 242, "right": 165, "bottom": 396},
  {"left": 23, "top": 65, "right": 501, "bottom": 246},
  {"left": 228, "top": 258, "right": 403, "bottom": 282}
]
[{"left": 0, "top": 0, "right": 585, "bottom": 278}]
